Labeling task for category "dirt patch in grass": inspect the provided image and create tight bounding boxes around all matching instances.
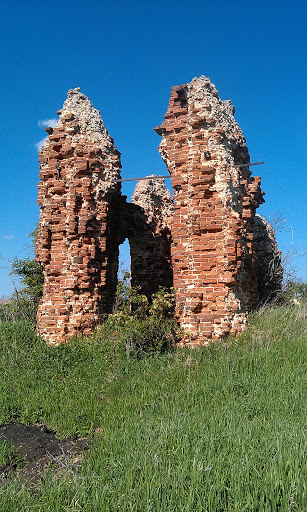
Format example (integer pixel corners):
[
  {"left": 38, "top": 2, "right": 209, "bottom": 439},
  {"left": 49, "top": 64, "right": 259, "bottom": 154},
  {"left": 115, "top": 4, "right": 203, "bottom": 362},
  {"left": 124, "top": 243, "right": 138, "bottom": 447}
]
[{"left": 0, "top": 424, "right": 91, "bottom": 485}]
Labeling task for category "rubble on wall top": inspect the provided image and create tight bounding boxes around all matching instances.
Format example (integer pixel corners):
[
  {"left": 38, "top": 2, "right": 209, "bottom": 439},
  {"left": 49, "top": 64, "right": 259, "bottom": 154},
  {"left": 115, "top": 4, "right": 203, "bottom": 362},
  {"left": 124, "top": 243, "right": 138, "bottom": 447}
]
[
  {"left": 190, "top": 75, "right": 218, "bottom": 92},
  {"left": 44, "top": 87, "right": 115, "bottom": 149},
  {"left": 131, "top": 174, "right": 174, "bottom": 221},
  {"left": 186, "top": 76, "right": 242, "bottom": 140}
]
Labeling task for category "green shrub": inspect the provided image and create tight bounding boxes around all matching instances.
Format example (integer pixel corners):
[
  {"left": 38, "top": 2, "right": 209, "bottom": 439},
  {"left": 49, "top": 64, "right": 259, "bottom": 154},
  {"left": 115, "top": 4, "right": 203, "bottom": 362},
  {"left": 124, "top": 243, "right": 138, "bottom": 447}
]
[
  {"left": 121, "top": 316, "right": 178, "bottom": 358},
  {"left": 104, "top": 284, "right": 179, "bottom": 357},
  {"left": 1, "top": 227, "right": 44, "bottom": 324},
  {"left": 0, "top": 302, "right": 18, "bottom": 323}
]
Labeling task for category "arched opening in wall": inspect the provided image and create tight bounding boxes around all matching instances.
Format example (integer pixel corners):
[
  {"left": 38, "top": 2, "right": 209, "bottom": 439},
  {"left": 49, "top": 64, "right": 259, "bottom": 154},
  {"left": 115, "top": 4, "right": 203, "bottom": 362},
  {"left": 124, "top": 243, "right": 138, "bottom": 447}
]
[
  {"left": 118, "top": 238, "right": 131, "bottom": 281},
  {"left": 124, "top": 176, "right": 174, "bottom": 300},
  {"left": 114, "top": 238, "right": 131, "bottom": 314}
]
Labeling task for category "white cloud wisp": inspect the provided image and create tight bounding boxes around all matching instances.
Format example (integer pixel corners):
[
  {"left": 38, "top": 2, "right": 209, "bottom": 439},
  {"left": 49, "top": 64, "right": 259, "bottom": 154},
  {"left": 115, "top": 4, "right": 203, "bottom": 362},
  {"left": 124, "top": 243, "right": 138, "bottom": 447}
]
[
  {"left": 35, "top": 137, "right": 48, "bottom": 152},
  {"left": 38, "top": 118, "right": 58, "bottom": 129},
  {"left": 35, "top": 118, "right": 58, "bottom": 152}
]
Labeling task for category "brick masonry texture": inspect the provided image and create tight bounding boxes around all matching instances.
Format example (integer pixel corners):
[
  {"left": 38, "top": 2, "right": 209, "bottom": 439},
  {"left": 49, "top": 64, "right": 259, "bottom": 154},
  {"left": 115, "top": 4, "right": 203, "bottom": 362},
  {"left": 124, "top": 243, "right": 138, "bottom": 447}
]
[
  {"left": 36, "top": 88, "right": 122, "bottom": 344},
  {"left": 36, "top": 79, "right": 281, "bottom": 345},
  {"left": 129, "top": 176, "right": 174, "bottom": 296},
  {"left": 155, "top": 76, "right": 267, "bottom": 343}
]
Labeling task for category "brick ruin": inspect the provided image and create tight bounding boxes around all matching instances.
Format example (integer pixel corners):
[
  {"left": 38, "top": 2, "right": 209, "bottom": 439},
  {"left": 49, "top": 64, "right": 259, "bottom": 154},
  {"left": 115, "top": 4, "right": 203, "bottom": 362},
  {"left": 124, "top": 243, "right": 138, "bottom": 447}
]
[
  {"left": 155, "top": 76, "right": 267, "bottom": 342},
  {"left": 129, "top": 176, "right": 174, "bottom": 296},
  {"left": 36, "top": 78, "right": 282, "bottom": 345},
  {"left": 36, "top": 89, "right": 122, "bottom": 343},
  {"left": 35, "top": 89, "right": 174, "bottom": 344}
]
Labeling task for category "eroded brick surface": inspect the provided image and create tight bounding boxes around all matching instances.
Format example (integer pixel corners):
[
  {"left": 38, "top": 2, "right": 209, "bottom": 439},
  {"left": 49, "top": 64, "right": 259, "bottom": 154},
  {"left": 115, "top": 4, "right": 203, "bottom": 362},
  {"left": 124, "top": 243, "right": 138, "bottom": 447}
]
[
  {"left": 36, "top": 79, "right": 281, "bottom": 345},
  {"left": 129, "top": 176, "right": 174, "bottom": 296},
  {"left": 36, "top": 88, "right": 122, "bottom": 344},
  {"left": 155, "top": 76, "right": 265, "bottom": 343}
]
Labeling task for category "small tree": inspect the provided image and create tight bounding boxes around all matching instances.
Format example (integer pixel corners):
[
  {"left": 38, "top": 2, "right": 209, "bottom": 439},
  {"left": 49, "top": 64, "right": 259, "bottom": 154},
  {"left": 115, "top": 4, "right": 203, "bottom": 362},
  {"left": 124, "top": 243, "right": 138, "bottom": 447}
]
[
  {"left": 10, "top": 257, "right": 44, "bottom": 322},
  {"left": 0, "top": 226, "right": 44, "bottom": 323}
]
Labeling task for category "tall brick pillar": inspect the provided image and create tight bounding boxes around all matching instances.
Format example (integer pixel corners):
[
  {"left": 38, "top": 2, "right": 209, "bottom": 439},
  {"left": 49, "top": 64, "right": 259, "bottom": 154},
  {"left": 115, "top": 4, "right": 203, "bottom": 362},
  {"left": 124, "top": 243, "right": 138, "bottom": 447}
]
[
  {"left": 155, "top": 76, "right": 264, "bottom": 343},
  {"left": 36, "top": 88, "right": 122, "bottom": 344}
]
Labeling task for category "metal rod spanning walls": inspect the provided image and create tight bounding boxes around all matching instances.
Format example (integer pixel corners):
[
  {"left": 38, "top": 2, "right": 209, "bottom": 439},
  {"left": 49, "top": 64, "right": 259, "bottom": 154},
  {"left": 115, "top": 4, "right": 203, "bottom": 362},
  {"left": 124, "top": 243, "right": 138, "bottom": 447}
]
[{"left": 112, "top": 162, "right": 264, "bottom": 183}]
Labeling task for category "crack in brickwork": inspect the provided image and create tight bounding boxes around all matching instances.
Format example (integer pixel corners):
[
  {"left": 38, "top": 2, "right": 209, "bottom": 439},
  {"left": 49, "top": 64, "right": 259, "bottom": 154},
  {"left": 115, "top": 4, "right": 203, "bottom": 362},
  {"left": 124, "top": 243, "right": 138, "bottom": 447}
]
[{"left": 36, "top": 79, "right": 281, "bottom": 345}]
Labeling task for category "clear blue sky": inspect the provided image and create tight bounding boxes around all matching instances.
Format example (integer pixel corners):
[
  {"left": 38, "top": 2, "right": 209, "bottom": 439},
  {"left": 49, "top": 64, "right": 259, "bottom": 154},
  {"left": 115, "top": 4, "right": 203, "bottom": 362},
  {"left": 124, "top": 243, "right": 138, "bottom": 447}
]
[{"left": 0, "top": 0, "right": 306, "bottom": 297}]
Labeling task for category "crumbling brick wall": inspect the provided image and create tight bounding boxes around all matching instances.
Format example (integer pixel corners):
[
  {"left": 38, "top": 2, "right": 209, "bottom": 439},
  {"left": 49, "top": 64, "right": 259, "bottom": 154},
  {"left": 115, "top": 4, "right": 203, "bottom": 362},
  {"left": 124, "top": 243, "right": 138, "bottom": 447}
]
[
  {"left": 36, "top": 79, "right": 281, "bottom": 345},
  {"left": 128, "top": 176, "right": 174, "bottom": 296},
  {"left": 36, "top": 88, "right": 123, "bottom": 344},
  {"left": 36, "top": 90, "right": 175, "bottom": 344},
  {"left": 155, "top": 76, "right": 265, "bottom": 343}
]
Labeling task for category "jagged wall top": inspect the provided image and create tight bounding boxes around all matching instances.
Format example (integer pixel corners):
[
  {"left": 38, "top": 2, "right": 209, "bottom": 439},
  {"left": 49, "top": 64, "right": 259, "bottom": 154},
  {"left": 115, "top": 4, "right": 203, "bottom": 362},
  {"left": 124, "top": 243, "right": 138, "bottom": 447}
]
[
  {"left": 44, "top": 87, "right": 116, "bottom": 149},
  {"left": 39, "top": 87, "right": 122, "bottom": 198},
  {"left": 131, "top": 175, "right": 174, "bottom": 226},
  {"left": 186, "top": 76, "right": 245, "bottom": 145}
]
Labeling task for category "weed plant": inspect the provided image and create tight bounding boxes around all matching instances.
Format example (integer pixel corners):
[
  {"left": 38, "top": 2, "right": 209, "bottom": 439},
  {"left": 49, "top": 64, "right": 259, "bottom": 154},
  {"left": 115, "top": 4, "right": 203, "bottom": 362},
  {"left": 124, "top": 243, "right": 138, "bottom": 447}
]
[
  {"left": 0, "top": 302, "right": 306, "bottom": 511},
  {"left": 0, "top": 439, "right": 15, "bottom": 467}
]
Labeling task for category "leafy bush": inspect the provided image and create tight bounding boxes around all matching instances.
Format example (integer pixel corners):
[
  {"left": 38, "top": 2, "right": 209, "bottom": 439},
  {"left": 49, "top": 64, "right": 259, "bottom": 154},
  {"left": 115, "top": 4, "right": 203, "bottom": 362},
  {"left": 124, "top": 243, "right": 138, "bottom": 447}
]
[
  {"left": 105, "top": 278, "right": 180, "bottom": 357},
  {"left": 121, "top": 316, "right": 178, "bottom": 358},
  {"left": 0, "top": 302, "right": 16, "bottom": 323}
]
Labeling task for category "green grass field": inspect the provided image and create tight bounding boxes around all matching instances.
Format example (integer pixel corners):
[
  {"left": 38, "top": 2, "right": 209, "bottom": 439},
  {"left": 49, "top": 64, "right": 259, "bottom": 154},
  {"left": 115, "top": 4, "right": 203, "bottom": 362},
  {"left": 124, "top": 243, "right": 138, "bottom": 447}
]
[{"left": 0, "top": 303, "right": 306, "bottom": 511}]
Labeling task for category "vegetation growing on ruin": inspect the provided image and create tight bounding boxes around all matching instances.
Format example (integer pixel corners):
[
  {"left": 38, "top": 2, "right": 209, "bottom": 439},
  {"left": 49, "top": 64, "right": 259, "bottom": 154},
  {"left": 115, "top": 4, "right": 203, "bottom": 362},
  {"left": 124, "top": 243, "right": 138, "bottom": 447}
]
[{"left": 0, "top": 298, "right": 306, "bottom": 511}]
